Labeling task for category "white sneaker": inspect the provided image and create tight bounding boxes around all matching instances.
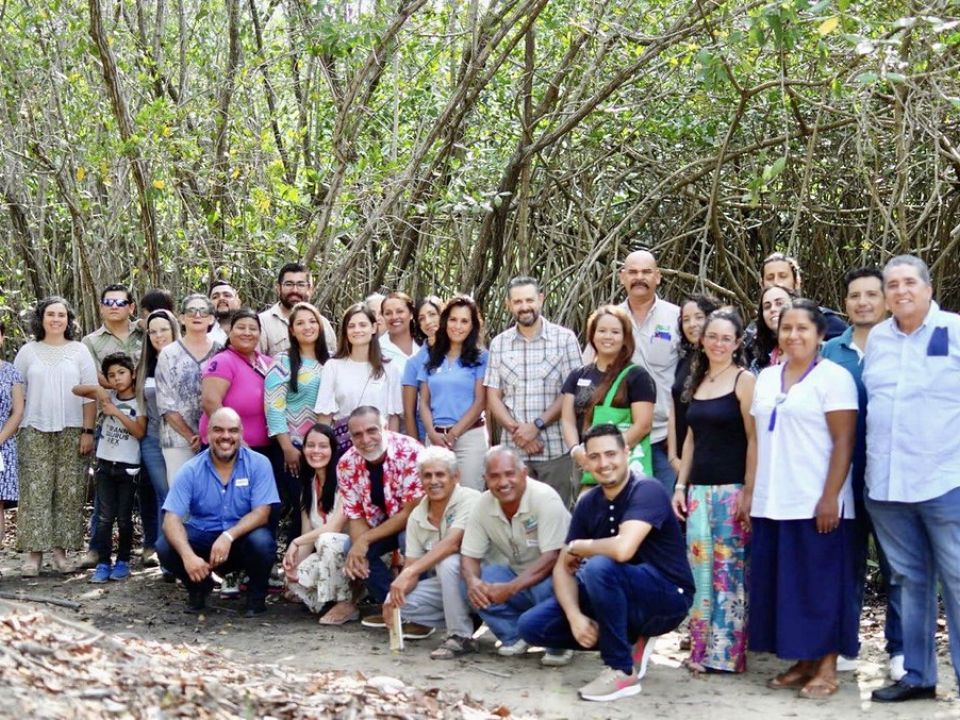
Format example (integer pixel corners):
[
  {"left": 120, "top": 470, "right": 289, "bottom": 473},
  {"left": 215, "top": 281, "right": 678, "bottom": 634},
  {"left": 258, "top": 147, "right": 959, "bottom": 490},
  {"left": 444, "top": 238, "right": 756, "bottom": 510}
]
[
  {"left": 541, "top": 649, "right": 574, "bottom": 666},
  {"left": 219, "top": 572, "right": 241, "bottom": 598},
  {"left": 889, "top": 654, "right": 906, "bottom": 681},
  {"left": 578, "top": 667, "right": 642, "bottom": 702},
  {"left": 497, "top": 639, "right": 529, "bottom": 657},
  {"left": 836, "top": 655, "right": 858, "bottom": 672}
]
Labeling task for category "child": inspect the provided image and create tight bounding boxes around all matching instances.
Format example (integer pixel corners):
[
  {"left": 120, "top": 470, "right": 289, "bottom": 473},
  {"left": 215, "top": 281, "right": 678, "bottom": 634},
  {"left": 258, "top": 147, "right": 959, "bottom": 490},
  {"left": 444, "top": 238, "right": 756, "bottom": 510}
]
[{"left": 73, "top": 352, "right": 146, "bottom": 582}]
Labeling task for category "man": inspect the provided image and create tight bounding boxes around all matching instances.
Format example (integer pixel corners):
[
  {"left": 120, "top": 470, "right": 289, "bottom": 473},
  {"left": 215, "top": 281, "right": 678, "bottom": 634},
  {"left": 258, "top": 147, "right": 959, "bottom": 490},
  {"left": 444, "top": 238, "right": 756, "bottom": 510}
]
[
  {"left": 484, "top": 276, "right": 582, "bottom": 507},
  {"left": 156, "top": 408, "right": 279, "bottom": 617},
  {"left": 258, "top": 262, "right": 336, "bottom": 356},
  {"left": 863, "top": 255, "right": 960, "bottom": 703},
  {"left": 518, "top": 424, "right": 693, "bottom": 702},
  {"left": 367, "top": 446, "right": 481, "bottom": 658},
  {"left": 83, "top": 284, "right": 143, "bottom": 387},
  {"left": 338, "top": 406, "right": 423, "bottom": 605},
  {"left": 460, "top": 446, "right": 572, "bottom": 665},
  {"left": 822, "top": 267, "right": 903, "bottom": 680},
  {"left": 209, "top": 280, "right": 241, "bottom": 345},
  {"left": 590, "top": 251, "right": 679, "bottom": 491}
]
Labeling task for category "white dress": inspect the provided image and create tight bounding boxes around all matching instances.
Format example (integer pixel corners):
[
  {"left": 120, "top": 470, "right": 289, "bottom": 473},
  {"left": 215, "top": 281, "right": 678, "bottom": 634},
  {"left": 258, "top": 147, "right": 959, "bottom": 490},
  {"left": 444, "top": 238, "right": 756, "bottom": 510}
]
[{"left": 286, "top": 489, "right": 352, "bottom": 612}]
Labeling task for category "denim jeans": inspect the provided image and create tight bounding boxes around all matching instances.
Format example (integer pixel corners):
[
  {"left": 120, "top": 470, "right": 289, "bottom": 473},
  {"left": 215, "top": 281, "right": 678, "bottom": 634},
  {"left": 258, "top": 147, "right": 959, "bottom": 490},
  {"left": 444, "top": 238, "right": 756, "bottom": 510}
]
[
  {"left": 93, "top": 461, "right": 139, "bottom": 563},
  {"left": 519, "top": 556, "right": 691, "bottom": 674},
  {"left": 650, "top": 440, "right": 677, "bottom": 494},
  {"left": 867, "top": 486, "right": 960, "bottom": 688},
  {"left": 156, "top": 525, "right": 277, "bottom": 603},
  {"left": 464, "top": 564, "right": 555, "bottom": 646},
  {"left": 266, "top": 440, "right": 303, "bottom": 548},
  {"left": 852, "top": 498, "right": 902, "bottom": 656},
  {"left": 342, "top": 532, "right": 402, "bottom": 604},
  {"left": 138, "top": 435, "right": 165, "bottom": 549}
]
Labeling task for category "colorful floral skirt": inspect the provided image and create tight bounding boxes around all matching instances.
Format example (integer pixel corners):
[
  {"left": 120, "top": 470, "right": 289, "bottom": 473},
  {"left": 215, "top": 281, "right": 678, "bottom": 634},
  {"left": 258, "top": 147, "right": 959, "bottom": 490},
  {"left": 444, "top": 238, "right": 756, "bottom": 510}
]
[{"left": 686, "top": 483, "right": 750, "bottom": 672}]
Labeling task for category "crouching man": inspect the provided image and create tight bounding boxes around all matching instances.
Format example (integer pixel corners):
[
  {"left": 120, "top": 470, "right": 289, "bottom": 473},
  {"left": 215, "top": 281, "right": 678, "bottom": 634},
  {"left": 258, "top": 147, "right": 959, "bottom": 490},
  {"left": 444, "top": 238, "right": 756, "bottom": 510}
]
[
  {"left": 157, "top": 408, "right": 279, "bottom": 617},
  {"left": 519, "top": 424, "right": 694, "bottom": 701},
  {"left": 375, "top": 447, "right": 481, "bottom": 658},
  {"left": 460, "top": 446, "right": 572, "bottom": 665}
]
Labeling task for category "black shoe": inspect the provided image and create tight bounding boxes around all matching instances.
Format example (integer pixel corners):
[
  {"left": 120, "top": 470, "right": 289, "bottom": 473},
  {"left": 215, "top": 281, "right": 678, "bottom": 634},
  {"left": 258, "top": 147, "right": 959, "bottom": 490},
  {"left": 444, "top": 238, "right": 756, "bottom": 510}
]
[
  {"left": 185, "top": 590, "right": 207, "bottom": 614},
  {"left": 871, "top": 681, "right": 936, "bottom": 703},
  {"left": 243, "top": 599, "right": 267, "bottom": 618}
]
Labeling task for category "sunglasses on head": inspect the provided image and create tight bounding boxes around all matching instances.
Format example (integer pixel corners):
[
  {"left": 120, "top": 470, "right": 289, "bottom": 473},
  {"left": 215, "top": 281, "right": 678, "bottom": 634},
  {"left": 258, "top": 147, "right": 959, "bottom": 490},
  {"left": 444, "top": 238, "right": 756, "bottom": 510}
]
[{"left": 101, "top": 298, "right": 132, "bottom": 308}]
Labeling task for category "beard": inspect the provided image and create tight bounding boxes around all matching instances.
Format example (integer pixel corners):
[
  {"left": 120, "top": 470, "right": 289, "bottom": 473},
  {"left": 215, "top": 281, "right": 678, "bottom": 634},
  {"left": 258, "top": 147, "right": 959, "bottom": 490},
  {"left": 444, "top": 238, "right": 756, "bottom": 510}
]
[
  {"left": 211, "top": 444, "right": 239, "bottom": 463},
  {"left": 515, "top": 309, "right": 540, "bottom": 327}
]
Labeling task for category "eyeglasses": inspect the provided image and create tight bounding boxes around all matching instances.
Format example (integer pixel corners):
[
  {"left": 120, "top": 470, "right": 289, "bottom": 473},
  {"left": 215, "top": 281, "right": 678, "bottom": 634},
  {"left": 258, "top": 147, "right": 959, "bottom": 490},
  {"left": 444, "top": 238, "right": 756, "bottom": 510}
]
[
  {"left": 281, "top": 281, "right": 310, "bottom": 290},
  {"left": 184, "top": 307, "right": 211, "bottom": 317},
  {"left": 101, "top": 299, "right": 132, "bottom": 308}
]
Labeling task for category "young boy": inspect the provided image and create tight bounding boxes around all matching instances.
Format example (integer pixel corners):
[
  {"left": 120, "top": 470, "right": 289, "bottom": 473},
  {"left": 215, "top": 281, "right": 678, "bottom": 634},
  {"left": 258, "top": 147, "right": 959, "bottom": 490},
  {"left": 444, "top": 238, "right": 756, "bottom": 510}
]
[{"left": 73, "top": 352, "right": 146, "bottom": 582}]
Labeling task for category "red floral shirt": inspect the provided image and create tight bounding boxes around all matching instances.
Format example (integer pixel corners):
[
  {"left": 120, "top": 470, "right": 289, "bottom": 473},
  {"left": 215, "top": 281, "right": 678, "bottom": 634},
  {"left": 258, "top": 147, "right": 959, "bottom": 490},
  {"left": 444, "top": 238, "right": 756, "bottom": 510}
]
[{"left": 337, "top": 431, "right": 423, "bottom": 526}]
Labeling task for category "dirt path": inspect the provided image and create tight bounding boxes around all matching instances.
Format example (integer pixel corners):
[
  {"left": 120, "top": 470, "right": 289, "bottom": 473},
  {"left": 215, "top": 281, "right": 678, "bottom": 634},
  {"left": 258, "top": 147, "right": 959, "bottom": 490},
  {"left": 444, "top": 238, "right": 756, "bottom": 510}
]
[{"left": 1, "top": 552, "right": 958, "bottom": 719}]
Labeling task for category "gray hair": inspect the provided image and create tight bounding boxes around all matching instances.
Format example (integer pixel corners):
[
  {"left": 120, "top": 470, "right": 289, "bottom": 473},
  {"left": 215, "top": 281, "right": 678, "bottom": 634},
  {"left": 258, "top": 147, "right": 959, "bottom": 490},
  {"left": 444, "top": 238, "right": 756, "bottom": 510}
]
[
  {"left": 349, "top": 405, "right": 384, "bottom": 425},
  {"left": 416, "top": 446, "right": 458, "bottom": 475},
  {"left": 482, "top": 445, "right": 524, "bottom": 475},
  {"left": 883, "top": 255, "right": 930, "bottom": 285}
]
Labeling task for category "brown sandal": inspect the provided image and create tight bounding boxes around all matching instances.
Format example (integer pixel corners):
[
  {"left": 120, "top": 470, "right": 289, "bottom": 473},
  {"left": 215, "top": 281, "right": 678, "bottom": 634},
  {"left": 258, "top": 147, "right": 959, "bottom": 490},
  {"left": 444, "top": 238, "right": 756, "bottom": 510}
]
[
  {"left": 798, "top": 677, "right": 839, "bottom": 699},
  {"left": 318, "top": 601, "right": 359, "bottom": 625},
  {"left": 767, "top": 669, "right": 812, "bottom": 690}
]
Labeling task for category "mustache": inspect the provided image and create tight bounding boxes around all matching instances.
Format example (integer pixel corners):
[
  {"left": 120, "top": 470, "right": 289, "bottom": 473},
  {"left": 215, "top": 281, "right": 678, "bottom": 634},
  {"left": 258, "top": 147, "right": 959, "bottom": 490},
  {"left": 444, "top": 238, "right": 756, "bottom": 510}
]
[{"left": 630, "top": 280, "right": 650, "bottom": 289}]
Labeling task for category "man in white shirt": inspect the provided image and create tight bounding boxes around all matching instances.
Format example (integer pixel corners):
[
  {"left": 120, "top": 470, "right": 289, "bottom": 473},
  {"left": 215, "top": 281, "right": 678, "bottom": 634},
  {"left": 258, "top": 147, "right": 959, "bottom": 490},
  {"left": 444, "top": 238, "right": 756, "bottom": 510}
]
[
  {"left": 258, "top": 262, "right": 336, "bottom": 356},
  {"left": 208, "top": 280, "right": 241, "bottom": 345},
  {"left": 863, "top": 255, "right": 960, "bottom": 703}
]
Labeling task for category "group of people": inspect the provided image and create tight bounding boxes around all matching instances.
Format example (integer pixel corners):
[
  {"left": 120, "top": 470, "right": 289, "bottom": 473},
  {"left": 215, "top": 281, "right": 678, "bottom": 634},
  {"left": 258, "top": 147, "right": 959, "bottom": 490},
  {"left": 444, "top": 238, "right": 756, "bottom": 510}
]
[{"left": 0, "top": 251, "right": 957, "bottom": 705}]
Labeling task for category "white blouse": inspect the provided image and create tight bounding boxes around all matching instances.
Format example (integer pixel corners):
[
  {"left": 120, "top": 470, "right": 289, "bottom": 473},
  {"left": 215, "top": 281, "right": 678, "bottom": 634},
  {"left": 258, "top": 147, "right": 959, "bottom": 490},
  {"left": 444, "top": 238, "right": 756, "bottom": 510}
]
[
  {"left": 314, "top": 358, "right": 402, "bottom": 420},
  {"left": 14, "top": 341, "right": 97, "bottom": 432}
]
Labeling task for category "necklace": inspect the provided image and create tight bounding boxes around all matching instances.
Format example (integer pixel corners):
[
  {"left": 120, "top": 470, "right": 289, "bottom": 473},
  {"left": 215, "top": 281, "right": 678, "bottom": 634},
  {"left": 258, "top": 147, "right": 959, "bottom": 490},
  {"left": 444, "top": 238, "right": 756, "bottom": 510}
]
[{"left": 706, "top": 363, "right": 734, "bottom": 382}]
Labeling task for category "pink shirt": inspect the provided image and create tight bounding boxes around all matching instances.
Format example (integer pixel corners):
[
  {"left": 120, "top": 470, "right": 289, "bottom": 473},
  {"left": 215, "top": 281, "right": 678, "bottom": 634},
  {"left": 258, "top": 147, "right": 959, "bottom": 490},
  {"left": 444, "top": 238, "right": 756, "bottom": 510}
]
[{"left": 199, "top": 347, "right": 272, "bottom": 448}]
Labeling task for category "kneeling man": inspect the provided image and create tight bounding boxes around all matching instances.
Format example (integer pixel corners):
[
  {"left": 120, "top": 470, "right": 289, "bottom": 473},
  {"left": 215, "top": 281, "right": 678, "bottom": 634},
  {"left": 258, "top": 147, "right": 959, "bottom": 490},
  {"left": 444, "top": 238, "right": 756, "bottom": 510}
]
[
  {"left": 157, "top": 408, "right": 279, "bottom": 617},
  {"left": 519, "top": 424, "right": 694, "bottom": 701},
  {"left": 377, "top": 446, "right": 481, "bottom": 658}
]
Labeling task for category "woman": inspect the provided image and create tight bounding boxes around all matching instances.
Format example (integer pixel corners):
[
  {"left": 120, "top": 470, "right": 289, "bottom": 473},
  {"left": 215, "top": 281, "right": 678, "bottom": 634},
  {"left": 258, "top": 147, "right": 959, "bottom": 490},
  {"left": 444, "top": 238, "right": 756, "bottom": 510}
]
[
  {"left": 418, "top": 295, "right": 488, "bottom": 490},
  {"left": 561, "top": 305, "right": 656, "bottom": 489},
  {"left": 0, "top": 320, "right": 25, "bottom": 542},
  {"left": 135, "top": 309, "right": 180, "bottom": 566},
  {"left": 378, "top": 292, "right": 421, "bottom": 373},
  {"left": 403, "top": 296, "right": 442, "bottom": 440},
  {"left": 200, "top": 309, "right": 272, "bottom": 454},
  {"left": 671, "top": 310, "right": 756, "bottom": 675},
  {"left": 748, "top": 299, "right": 858, "bottom": 698},
  {"left": 282, "top": 423, "right": 356, "bottom": 624},
  {"left": 747, "top": 285, "right": 796, "bottom": 374},
  {"left": 315, "top": 304, "right": 402, "bottom": 450},
  {"left": 156, "top": 294, "right": 221, "bottom": 484},
  {"left": 667, "top": 294, "right": 719, "bottom": 477},
  {"left": 14, "top": 297, "right": 97, "bottom": 575}
]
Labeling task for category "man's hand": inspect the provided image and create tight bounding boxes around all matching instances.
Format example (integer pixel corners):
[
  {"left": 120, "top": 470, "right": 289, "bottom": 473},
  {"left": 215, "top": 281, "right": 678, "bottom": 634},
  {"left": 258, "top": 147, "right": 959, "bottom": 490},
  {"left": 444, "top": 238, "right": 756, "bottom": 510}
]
[
  {"left": 345, "top": 538, "right": 370, "bottom": 580},
  {"left": 512, "top": 422, "right": 540, "bottom": 446},
  {"left": 209, "top": 533, "right": 232, "bottom": 567},
  {"left": 562, "top": 552, "right": 582, "bottom": 575},
  {"left": 388, "top": 568, "right": 419, "bottom": 608},
  {"left": 183, "top": 553, "right": 211, "bottom": 584},
  {"left": 484, "top": 582, "right": 515, "bottom": 606},
  {"left": 466, "top": 578, "right": 494, "bottom": 609},
  {"left": 568, "top": 612, "right": 599, "bottom": 649}
]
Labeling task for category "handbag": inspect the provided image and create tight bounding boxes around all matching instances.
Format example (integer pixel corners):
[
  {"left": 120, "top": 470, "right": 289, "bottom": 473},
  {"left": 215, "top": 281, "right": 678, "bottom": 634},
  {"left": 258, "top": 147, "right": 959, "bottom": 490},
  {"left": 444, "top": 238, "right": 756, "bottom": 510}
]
[{"left": 581, "top": 364, "right": 653, "bottom": 485}]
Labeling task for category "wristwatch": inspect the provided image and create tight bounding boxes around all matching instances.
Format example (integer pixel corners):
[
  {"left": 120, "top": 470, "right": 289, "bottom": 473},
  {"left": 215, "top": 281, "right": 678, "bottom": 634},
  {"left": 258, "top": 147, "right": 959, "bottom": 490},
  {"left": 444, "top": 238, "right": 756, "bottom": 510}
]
[
  {"left": 533, "top": 417, "right": 546, "bottom": 431},
  {"left": 81, "top": 428, "right": 95, "bottom": 436}
]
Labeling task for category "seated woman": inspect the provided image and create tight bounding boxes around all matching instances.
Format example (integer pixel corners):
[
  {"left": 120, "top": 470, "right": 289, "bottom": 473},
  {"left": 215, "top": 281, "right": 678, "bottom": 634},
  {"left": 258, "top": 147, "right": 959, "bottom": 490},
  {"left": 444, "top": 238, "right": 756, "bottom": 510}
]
[
  {"left": 418, "top": 295, "right": 488, "bottom": 490},
  {"left": 561, "top": 305, "right": 655, "bottom": 492},
  {"left": 672, "top": 310, "right": 756, "bottom": 675},
  {"left": 282, "top": 423, "right": 355, "bottom": 624}
]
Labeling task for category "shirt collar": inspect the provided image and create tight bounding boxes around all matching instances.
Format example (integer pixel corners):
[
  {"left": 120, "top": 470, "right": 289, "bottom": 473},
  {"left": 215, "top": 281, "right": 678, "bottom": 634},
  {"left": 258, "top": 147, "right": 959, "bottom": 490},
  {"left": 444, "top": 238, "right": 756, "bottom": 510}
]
[
  {"left": 90, "top": 321, "right": 141, "bottom": 339},
  {"left": 200, "top": 446, "right": 247, "bottom": 481},
  {"left": 891, "top": 301, "right": 940, "bottom": 336}
]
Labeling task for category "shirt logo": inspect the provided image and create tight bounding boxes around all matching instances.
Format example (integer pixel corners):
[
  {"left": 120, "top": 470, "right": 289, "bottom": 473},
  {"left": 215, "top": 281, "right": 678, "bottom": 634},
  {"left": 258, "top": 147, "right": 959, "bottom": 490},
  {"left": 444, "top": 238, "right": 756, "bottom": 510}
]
[{"left": 653, "top": 324, "right": 673, "bottom": 342}]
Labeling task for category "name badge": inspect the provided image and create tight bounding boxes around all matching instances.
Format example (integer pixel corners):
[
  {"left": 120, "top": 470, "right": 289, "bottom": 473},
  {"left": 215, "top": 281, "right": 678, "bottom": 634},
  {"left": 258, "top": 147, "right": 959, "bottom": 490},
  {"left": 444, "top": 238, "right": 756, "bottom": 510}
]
[
  {"left": 576, "top": 378, "right": 592, "bottom": 387},
  {"left": 235, "top": 477, "right": 249, "bottom": 487},
  {"left": 526, "top": 538, "right": 539, "bottom": 547}
]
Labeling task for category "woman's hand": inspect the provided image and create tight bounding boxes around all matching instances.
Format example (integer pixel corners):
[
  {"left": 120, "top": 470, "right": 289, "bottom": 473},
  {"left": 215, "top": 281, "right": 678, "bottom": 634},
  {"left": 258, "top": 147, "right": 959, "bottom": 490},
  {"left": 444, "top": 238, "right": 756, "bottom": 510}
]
[
  {"left": 814, "top": 493, "right": 840, "bottom": 534},
  {"left": 735, "top": 488, "right": 753, "bottom": 529},
  {"left": 671, "top": 486, "right": 687, "bottom": 520},
  {"left": 79, "top": 433, "right": 94, "bottom": 456},
  {"left": 426, "top": 429, "right": 447, "bottom": 449},
  {"left": 282, "top": 443, "right": 302, "bottom": 477},
  {"left": 283, "top": 538, "right": 313, "bottom": 581}
]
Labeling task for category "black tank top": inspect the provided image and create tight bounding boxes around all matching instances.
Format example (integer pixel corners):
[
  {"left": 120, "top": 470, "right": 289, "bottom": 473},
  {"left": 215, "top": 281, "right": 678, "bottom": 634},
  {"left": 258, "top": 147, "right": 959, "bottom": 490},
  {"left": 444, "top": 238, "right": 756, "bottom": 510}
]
[{"left": 687, "top": 372, "right": 748, "bottom": 486}]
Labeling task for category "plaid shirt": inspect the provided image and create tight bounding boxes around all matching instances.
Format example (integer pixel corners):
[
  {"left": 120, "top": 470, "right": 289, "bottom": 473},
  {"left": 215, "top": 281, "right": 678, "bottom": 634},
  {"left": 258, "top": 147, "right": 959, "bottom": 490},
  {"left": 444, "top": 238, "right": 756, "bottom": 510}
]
[
  {"left": 337, "top": 431, "right": 423, "bottom": 527},
  {"left": 484, "top": 318, "right": 582, "bottom": 461}
]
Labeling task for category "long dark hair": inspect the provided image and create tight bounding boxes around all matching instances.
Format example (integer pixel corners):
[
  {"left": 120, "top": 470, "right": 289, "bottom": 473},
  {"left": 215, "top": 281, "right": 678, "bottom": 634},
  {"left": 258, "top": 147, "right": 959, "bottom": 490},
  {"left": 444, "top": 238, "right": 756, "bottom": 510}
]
[
  {"left": 334, "top": 303, "right": 386, "bottom": 379},
  {"left": 677, "top": 294, "right": 719, "bottom": 356},
  {"left": 383, "top": 291, "right": 424, "bottom": 345},
  {"left": 416, "top": 295, "right": 444, "bottom": 345},
  {"left": 31, "top": 296, "right": 78, "bottom": 341},
  {"left": 299, "top": 423, "right": 341, "bottom": 515},
  {"left": 584, "top": 305, "right": 635, "bottom": 427},
  {"left": 426, "top": 294, "right": 484, "bottom": 372},
  {"left": 136, "top": 309, "right": 181, "bottom": 408},
  {"left": 683, "top": 310, "right": 745, "bottom": 402},
  {"left": 285, "top": 302, "right": 330, "bottom": 393},
  {"left": 753, "top": 285, "right": 797, "bottom": 367}
]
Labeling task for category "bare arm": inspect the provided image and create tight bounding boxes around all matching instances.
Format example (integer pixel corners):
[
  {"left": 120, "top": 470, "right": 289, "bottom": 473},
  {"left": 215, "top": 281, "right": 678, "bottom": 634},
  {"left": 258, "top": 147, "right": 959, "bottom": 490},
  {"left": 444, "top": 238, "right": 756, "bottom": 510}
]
[
  {"left": 735, "top": 373, "right": 757, "bottom": 524},
  {"left": 201, "top": 376, "right": 230, "bottom": 418},
  {"left": 815, "top": 409, "right": 857, "bottom": 533},
  {"left": 79, "top": 401, "right": 96, "bottom": 455},
  {"left": 448, "top": 380, "right": 486, "bottom": 440},
  {"left": 561, "top": 392, "right": 586, "bottom": 469},
  {"left": 162, "top": 512, "right": 210, "bottom": 582},
  {"left": 554, "top": 547, "right": 598, "bottom": 649},
  {"left": 666, "top": 397, "right": 680, "bottom": 474},
  {"left": 0, "top": 383, "right": 24, "bottom": 445},
  {"left": 486, "top": 386, "right": 518, "bottom": 434},
  {"left": 567, "top": 520, "right": 652, "bottom": 563},
  {"left": 623, "top": 400, "right": 654, "bottom": 448},
  {"left": 671, "top": 430, "right": 695, "bottom": 519},
  {"left": 402, "top": 385, "right": 419, "bottom": 438},
  {"left": 388, "top": 529, "right": 465, "bottom": 608}
]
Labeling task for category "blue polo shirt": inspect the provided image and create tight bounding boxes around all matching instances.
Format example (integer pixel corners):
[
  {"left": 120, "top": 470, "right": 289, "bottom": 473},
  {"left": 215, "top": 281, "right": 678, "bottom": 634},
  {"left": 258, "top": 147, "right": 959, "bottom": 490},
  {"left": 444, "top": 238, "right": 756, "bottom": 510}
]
[
  {"left": 162, "top": 447, "right": 279, "bottom": 533},
  {"left": 418, "top": 350, "right": 488, "bottom": 426},
  {"left": 822, "top": 327, "right": 867, "bottom": 499},
  {"left": 567, "top": 473, "right": 694, "bottom": 595}
]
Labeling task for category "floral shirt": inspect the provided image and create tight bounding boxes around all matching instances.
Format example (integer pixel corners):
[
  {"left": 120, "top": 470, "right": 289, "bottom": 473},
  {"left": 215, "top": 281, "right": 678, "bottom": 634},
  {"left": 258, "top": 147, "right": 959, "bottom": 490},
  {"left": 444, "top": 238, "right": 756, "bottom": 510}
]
[
  {"left": 155, "top": 340, "right": 221, "bottom": 449},
  {"left": 337, "top": 431, "right": 423, "bottom": 527}
]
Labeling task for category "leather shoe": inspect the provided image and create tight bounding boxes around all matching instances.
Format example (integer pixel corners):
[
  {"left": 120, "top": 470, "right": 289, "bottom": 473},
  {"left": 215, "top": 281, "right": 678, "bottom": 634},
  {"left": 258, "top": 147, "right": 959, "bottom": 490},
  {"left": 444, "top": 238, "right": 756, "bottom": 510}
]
[
  {"left": 185, "top": 590, "right": 207, "bottom": 614},
  {"left": 243, "top": 600, "right": 267, "bottom": 618},
  {"left": 871, "top": 681, "right": 936, "bottom": 703}
]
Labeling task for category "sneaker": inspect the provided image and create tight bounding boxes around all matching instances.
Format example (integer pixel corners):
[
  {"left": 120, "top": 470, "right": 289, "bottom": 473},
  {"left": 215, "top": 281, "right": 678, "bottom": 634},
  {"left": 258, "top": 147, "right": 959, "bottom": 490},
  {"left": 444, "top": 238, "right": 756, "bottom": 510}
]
[
  {"left": 579, "top": 667, "right": 642, "bottom": 702},
  {"left": 109, "top": 561, "right": 131, "bottom": 581},
  {"left": 361, "top": 614, "right": 387, "bottom": 628},
  {"left": 542, "top": 648, "right": 574, "bottom": 667},
  {"left": 90, "top": 563, "right": 111, "bottom": 584},
  {"left": 402, "top": 622, "right": 436, "bottom": 640},
  {"left": 836, "top": 655, "right": 858, "bottom": 672},
  {"left": 141, "top": 548, "right": 159, "bottom": 568},
  {"left": 80, "top": 549, "right": 99, "bottom": 570},
  {"left": 430, "top": 635, "right": 478, "bottom": 660},
  {"left": 632, "top": 635, "right": 657, "bottom": 679},
  {"left": 889, "top": 654, "right": 906, "bottom": 682},
  {"left": 219, "top": 572, "right": 241, "bottom": 598},
  {"left": 497, "top": 639, "right": 529, "bottom": 657}
]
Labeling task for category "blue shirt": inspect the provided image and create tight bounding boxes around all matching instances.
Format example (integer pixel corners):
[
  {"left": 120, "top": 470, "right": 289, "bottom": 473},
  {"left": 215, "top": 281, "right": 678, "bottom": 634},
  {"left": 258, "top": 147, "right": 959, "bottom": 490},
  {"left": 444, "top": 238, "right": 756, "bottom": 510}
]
[
  {"left": 863, "top": 302, "right": 960, "bottom": 503},
  {"left": 162, "top": 447, "right": 280, "bottom": 533},
  {"left": 401, "top": 346, "right": 428, "bottom": 441},
  {"left": 418, "top": 350, "right": 488, "bottom": 427},
  {"left": 822, "top": 327, "right": 867, "bottom": 499},
  {"left": 567, "top": 473, "right": 694, "bottom": 595}
]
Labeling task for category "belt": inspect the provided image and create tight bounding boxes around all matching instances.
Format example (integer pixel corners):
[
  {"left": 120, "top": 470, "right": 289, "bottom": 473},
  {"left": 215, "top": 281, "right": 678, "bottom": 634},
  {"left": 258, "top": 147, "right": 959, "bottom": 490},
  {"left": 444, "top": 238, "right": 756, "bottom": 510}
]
[{"left": 434, "top": 418, "right": 485, "bottom": 433}]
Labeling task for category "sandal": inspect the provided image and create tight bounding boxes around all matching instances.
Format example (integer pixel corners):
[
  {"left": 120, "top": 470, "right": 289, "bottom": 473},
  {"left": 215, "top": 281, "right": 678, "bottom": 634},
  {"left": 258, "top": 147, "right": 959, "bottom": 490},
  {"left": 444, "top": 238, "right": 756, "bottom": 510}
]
[
  {"left": 319, "top": 601, "right": 359, "bottom": 625},
  {"left": 799, "top": 677, "right": 839, "bottom": 699},
  {"left": 767, "top": 668, "right": 813, "bottom": 690},
  {"left": 430, "top": 635, "right": 477, "bottom": 660}
]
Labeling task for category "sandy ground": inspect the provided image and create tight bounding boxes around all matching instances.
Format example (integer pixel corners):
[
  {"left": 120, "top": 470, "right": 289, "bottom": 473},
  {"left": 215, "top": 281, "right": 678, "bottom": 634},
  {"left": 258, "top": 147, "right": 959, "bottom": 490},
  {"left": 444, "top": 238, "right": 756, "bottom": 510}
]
[{"left": 1, "top": 542, "right": 958, "bottom": 719}]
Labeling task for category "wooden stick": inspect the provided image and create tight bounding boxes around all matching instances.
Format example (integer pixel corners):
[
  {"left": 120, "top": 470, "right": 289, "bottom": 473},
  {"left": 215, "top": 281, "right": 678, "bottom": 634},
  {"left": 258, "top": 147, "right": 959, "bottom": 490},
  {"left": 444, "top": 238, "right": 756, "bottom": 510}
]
[{"left": 0, "top": 591, "right": 81, "bottom": 610}]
